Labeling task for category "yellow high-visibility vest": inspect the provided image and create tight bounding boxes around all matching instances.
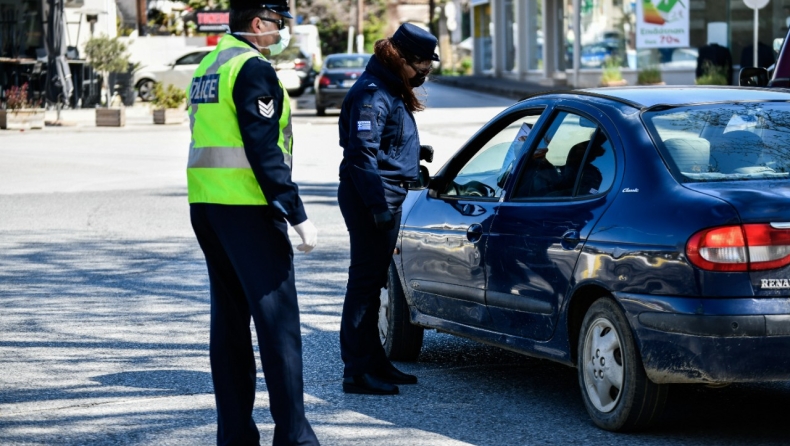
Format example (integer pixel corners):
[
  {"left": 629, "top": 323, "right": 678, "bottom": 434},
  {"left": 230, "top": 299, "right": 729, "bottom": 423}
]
[{"left": 187, "top": 34, "right": 292, "bottom": 205}]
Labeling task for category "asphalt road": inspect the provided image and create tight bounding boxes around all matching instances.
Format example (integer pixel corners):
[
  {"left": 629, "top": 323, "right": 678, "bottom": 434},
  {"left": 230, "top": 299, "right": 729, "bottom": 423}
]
[{"left": 1, "top": 82, "right": 788, "bottom": 445}]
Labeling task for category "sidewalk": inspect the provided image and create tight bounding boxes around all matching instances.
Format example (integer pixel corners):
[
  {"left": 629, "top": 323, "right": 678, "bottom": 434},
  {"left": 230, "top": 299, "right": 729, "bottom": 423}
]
[
  {"left": 430, "top": 75, "right": 572, "bottom": 100},
  {"left": 40, "top": 104, "right": 176, "bottom": 129}
]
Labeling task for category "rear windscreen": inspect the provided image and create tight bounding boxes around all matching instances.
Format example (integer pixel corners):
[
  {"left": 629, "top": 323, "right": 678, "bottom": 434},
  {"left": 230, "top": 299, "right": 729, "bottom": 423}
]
[
  {"left": 326, "top": 55, "right": 371, "bottom": 69},
  {"left": 643, "top": 102, "right": 790, "bottom": 182}
]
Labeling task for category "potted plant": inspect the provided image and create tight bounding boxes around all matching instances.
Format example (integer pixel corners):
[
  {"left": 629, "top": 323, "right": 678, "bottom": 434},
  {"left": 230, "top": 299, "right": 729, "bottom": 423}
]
[
  {"left": 84, "top": 34, "right": 131, "bottom": 127},
  {"left": 0, "top": 83, "right": 45, "bottom": 130},
  {"left": 637, "top": 66, "right": 663, "bottom": 85},
  {"left": 600, "top": 56, "right": 627, "bottom": 87},
  {"left": 696, "top": 61, "right": 729, "bottom": 85},
  {"left": 150, "top": 82, "right": 187, "bottom": 125}
]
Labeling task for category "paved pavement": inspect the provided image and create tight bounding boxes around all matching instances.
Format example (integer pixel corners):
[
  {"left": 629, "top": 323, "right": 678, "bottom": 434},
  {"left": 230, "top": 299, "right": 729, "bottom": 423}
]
[{"left": 3, "top": 84, "right": 789, "bottom": 446}]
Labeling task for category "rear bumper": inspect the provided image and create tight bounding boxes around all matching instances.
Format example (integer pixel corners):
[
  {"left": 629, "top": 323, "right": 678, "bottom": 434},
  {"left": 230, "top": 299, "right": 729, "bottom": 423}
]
[
  {"left": 618, "top": 294, "right": 790, "bottom": 384},
  {"left": 315, "top": 88, "right": 350, "bottom": 108}
]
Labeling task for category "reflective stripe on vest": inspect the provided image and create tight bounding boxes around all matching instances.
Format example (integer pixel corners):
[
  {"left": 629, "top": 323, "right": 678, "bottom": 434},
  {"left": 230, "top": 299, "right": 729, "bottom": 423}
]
[{"left": 187, "top": 34, "right": 293, "bottom": 205}]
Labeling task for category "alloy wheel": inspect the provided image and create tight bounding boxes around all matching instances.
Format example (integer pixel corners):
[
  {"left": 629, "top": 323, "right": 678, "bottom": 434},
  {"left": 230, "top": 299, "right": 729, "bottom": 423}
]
[
  {"left": 378, "top": 287, "right": 390, "bottom": 345},
  {"left": 582, "top": 317, "right": 624, "bottom": 412},
  {"left": 137, "top": 80, "right": 155, "bottom": 102}
]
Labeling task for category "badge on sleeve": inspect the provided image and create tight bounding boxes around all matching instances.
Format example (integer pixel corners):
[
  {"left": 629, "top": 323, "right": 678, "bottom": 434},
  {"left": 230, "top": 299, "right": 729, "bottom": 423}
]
[
  {"left": 257, "top": 96, "right": 275, "bottom": 118},
  {"left": 357, "top": 121, "right": 372, "bottom": 131}
]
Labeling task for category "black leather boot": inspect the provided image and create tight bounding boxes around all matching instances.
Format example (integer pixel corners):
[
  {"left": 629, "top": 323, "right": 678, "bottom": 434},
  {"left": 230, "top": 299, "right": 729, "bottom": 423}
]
[
  {"left": 342, "top": 373, "right": 400, "bottom": 395},
  {"left": 372, "top": 364, "right": 418, "bottom": 385}
]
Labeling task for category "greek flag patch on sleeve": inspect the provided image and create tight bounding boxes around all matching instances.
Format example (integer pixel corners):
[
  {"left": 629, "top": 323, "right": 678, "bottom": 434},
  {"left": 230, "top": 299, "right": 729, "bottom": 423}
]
[
  {"left": 258, "top": 96, "right": 275, "bottom": 118},
  {"left": 357, "top": 120, "right": 371, "bottom": 131}
]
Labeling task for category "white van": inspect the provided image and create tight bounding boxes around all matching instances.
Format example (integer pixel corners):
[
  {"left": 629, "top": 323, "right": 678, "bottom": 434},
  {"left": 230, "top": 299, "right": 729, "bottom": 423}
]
[{"left": 292, "top": 24, "right": 323, "bottom": 70}]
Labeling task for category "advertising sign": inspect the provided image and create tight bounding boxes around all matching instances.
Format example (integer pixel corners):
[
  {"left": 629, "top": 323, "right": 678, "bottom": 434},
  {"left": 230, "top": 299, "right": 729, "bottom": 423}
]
[
  {"left": 196, "top": 10, "right": 230, "bottom": 33},
  {"left": 635, "top": 0, "right": 689, "bottom": 48}
]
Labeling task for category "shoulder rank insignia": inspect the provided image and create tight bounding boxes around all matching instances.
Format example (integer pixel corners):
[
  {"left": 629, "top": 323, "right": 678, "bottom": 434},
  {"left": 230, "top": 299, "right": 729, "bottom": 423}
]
[{"left": 258, "top": 96, "right": 275, "bottom": 118}]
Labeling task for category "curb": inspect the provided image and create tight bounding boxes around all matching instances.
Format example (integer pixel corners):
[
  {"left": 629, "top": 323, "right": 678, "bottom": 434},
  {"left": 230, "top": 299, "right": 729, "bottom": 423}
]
[{"left": 430, "top": 75, "right": 571, "bottom": 100}]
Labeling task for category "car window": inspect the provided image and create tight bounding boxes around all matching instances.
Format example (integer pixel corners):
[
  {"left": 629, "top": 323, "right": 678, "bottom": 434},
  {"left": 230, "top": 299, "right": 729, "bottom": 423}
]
[
  {"left": 175, "top": 51, "right": 209, "bottom": 66},
  {"left": 441, "top": 112, "right": 543, "bottom": 199},
  {"left": 644, "top": 103, "right": 790, "bottom": 181},
  {"left": 512, "top": 111, "right": 614, "bottom": 199}
]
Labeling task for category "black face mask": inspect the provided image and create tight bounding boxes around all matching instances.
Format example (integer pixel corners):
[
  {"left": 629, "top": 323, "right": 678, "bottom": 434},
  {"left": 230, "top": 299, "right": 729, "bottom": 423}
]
[{"left": 409, "top": 73, "right": 427, "bottom": 88}]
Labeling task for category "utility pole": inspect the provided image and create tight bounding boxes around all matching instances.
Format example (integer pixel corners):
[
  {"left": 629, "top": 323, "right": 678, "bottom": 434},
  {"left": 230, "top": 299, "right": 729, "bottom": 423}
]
[
  {"left": 429, "top": 0, "right": 435, "bottom": 37},
  {"left": 136, "top": 0, "right": 147, "bottom": 36},
  {"left": 357, "top": 0, "right": 364, "bottom": 53}
]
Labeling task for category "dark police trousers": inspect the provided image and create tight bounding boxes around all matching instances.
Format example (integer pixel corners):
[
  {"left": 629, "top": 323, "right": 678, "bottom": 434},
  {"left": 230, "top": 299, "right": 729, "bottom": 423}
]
[
  {"left": 337, "top": 180, "right": 404, "bottom": 377},
  {"left": 190, "top": 204, "right": 319, "bottom": 446}
]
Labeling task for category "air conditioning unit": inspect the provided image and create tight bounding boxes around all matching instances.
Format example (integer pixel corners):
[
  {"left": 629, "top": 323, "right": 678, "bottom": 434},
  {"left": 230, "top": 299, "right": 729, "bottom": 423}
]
[{"left": 65, "top": 0, "right": 85, "bottom": 8}]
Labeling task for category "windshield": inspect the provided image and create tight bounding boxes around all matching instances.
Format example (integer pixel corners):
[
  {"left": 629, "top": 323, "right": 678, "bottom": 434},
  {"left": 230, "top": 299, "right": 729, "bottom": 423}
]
[{"left": 643, "top": 102, "right": 790, "bottom": 182}]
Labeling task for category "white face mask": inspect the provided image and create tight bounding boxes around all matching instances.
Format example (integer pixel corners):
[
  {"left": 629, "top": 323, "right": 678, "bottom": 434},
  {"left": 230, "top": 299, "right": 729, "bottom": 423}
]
[{"left": 235, "top": 27, "right": 290, "bottom": 56}]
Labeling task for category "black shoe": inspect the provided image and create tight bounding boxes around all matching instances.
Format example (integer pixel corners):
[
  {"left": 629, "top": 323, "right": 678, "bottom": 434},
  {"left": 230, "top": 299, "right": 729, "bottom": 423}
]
[
  {"left": 372, "top": 365, "right": 418, "bottom": 385},
  {"left": 342, "top": 373, "right": 399, "bottom": 395}
]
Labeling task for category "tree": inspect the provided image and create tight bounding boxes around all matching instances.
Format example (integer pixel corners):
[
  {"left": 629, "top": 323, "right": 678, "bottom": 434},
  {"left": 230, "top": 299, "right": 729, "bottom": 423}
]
[
  {"left": 296, "top": 0, "right": 387, "bottom": 55},
  {"left": 187, "top": 0, "right": 230, "bottom": 9},
  {"left": 178, "top": 0, "right": 389, "bottom": 56},
  {"left": 84, "top": 34, "right": 131, "bottom": 108}
]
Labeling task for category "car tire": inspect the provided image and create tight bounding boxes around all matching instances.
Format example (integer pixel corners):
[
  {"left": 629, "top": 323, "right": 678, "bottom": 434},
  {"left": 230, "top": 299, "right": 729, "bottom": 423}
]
[
  {"left": 316, "top": 106, "right": 326, "bottom": 116},
  {"left": 577, "top": 297, "right": 667, "bottom": 431},
  {"left": 136, "top": 79, "right": 156, "bottom": 102},
  {"left": 379, "top": 261, "right": 423, "bottom": 361}
]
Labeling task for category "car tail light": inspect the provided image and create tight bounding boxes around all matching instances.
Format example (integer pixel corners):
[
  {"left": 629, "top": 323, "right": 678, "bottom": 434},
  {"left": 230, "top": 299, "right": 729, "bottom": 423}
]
[
  {"left": 686, "top": 224, "right": 790, "bottom": 271},
  {"left": 318, "top": 75, "right": 331, "bottom": 87},
  {"left": 294, "top": 60, "right": 307, "bottom": 70}
]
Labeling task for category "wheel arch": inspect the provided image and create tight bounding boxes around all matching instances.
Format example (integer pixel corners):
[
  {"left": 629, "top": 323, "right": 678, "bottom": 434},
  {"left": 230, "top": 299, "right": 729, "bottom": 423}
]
[{"left": 566, "top": 283, "right": 615, "bottom": 366}]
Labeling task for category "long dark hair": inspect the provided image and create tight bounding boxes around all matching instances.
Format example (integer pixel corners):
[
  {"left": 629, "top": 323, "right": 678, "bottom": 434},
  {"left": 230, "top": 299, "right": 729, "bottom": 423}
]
[{"left": 374, "top": 39, "right": 425, "bottom": 113}]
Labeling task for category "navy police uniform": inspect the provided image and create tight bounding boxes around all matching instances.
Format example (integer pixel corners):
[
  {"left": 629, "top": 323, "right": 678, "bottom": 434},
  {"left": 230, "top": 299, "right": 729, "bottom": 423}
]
[
  {"left": 337, "top": 54, "right": 421, "bottom": 379},
  {"left": 188, "top": 18, "right": 319, "bottom": 446}
]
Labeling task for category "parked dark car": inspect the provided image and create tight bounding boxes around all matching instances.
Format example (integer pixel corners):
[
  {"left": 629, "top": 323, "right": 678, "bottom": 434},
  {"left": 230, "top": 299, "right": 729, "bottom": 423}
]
[
  {"left": 381, "top": 86, "right": 790, "bottom": 431},
  {"left": 314, "top": 53, "right": 371, "bottom": 116}
]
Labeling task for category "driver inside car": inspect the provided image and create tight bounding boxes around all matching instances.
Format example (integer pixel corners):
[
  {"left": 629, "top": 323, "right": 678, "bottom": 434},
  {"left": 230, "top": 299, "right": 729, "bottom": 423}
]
[{"left": 515, "top": 138, "right": 561, "bottom": 197}]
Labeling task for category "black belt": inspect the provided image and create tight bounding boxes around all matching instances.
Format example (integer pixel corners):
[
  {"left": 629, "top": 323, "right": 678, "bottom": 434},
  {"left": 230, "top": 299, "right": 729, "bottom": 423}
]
[{"left": 384, "top": 179, "right": 418, "bottom": 189}]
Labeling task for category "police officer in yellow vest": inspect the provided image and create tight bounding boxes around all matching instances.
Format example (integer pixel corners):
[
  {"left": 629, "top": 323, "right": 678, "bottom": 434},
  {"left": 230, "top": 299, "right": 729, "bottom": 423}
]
[{"left": 187, "top": 1, "right": 319, "bottom": 444}]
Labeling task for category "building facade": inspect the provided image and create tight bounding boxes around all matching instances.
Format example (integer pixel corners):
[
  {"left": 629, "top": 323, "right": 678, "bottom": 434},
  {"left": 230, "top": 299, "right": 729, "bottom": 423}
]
[{"left": 462, "top": 0, "right": 788, "bottom": 86}]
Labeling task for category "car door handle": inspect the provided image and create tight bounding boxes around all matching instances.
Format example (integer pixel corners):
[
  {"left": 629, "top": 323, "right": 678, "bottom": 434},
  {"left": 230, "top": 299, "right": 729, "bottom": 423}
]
[
  {"left": 561, "top": 230, "right": 581, "bottom": 249},
  {"left": 467, "top": 223, "right": 483, "bottom": 243}
]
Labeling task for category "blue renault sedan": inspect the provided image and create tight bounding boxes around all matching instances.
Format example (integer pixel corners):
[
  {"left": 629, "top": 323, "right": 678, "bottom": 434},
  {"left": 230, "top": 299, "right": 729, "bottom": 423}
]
[{"left": 379, "top": 86, "right": 790, "bottom": 431}]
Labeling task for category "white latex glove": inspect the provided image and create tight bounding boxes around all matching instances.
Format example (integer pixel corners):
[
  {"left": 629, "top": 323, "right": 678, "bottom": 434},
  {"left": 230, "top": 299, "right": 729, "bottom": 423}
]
[{"left": 293, "top": 219, "right": 318, "bottom": 253}]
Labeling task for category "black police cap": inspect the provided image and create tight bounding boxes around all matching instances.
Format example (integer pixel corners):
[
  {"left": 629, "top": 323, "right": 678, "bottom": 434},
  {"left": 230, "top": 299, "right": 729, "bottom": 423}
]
[
  {"left": 392, "top": 22, "right": 440, "bottom": 62},
  {"left": 229, "top": 0, "right": 293, "bottom": 19}
]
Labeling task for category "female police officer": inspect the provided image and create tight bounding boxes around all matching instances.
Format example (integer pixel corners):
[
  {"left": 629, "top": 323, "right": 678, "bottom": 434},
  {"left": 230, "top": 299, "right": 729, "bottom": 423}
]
[{"left": 337, "top": 23, "right": 438, "bottom": 395}]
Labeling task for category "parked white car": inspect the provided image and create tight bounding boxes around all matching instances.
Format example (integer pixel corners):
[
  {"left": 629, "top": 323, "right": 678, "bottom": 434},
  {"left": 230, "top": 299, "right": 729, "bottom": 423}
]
[
  {"left": 134, "top": 46, "right": 216, "bottom": 102},
  {"left": 133, "top": 45, "right": 305, "bottom": 101}
]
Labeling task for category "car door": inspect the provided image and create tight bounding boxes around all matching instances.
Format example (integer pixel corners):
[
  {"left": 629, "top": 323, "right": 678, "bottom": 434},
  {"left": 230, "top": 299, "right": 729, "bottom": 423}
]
[
  {"left": 400, "top": 108, "right": 546, "bottom": 328},
  {"left": 485, "top": 106, "right": 618, "bottom": 340}
]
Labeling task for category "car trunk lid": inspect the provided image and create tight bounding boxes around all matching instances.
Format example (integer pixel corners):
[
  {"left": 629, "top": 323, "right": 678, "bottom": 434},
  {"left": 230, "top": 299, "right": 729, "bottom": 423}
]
[{"left": 686, "top": 180, "right": 790, "bottom": 296}]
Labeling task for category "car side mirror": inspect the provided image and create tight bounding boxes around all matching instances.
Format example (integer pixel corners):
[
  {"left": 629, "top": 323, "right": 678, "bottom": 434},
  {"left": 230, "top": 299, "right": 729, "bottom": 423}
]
[
  {"left": 739, "top": 67, "right": 769, "bottom": 87},
  {"left": 410, "top": 165, "right": 430, "bottom": 190},
  {"left": 427, "top": 173, "right": 447, "bottom": 198}
]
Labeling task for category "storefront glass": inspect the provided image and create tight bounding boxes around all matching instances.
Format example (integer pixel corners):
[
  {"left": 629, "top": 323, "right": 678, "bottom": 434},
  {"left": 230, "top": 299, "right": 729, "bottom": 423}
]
[
  {"left": 0, "top": 0, "right": 43, "bottom": 59},
  {"left": 529, "top": 0, "right": 543, "bottom": 70},
  {"left": 504, "top": 0, "right": 516, "bottom": 71},
  {"left": 576, "top": 0, "right": 631, "bottom": 69},
  {"left": 570, "top": 0, "right": 735, "bottom": 71},
  {"left": 474, "top": 3, "right": 493, "bottom": 71}
]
